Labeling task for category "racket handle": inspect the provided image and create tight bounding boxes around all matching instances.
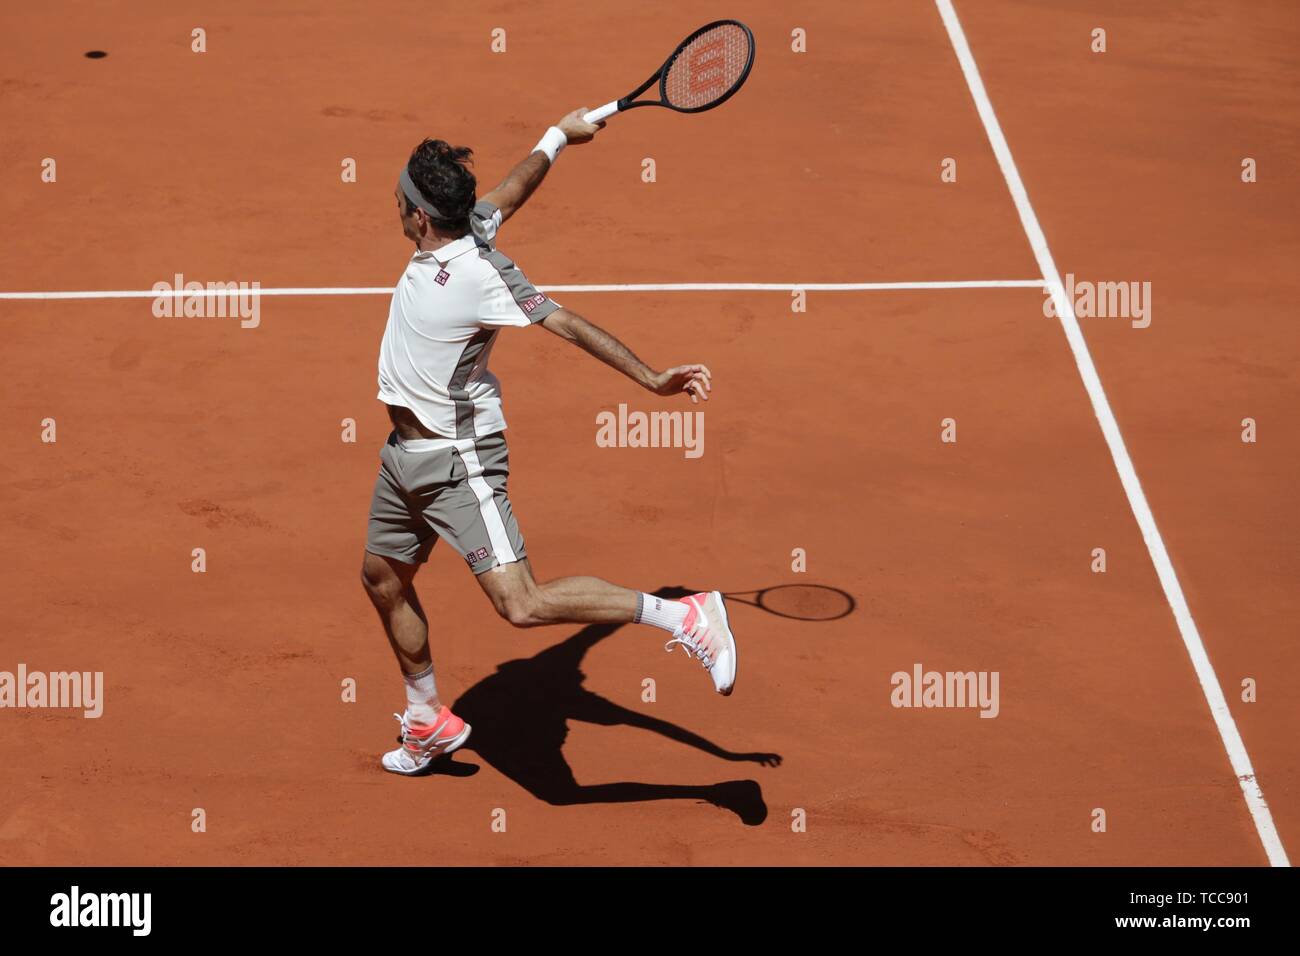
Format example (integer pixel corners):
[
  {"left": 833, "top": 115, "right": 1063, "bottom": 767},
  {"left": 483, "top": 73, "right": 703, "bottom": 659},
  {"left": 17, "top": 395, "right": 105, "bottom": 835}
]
[{"left": 583, "top": 101, "right": 619, "bottom": 124}]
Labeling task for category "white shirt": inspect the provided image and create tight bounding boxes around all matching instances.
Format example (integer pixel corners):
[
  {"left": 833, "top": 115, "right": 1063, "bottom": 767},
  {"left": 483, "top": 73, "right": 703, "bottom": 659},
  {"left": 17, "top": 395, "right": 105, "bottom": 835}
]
[{"left": 376, "top": 200, "right": 561, "bottom": 438}]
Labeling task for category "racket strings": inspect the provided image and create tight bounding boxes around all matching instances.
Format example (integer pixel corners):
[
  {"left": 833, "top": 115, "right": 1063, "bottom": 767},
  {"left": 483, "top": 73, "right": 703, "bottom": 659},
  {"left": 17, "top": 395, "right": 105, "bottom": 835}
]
[{"left": 663, "top": 24, "right": 751, "bottom": 110}]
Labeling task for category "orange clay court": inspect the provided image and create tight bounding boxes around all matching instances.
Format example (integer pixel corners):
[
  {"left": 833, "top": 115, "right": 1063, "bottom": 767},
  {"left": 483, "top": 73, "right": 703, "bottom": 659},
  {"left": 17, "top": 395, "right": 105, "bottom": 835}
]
[{"left": 1, "top": 1, "right": 1296, "bottom": 866}]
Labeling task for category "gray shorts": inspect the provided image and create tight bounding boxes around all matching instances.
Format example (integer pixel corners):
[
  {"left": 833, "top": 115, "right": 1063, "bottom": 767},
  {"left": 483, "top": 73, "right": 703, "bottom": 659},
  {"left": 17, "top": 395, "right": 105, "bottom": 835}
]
[{"left": 365, "top": 430, "right": 526, "bottom": 574}]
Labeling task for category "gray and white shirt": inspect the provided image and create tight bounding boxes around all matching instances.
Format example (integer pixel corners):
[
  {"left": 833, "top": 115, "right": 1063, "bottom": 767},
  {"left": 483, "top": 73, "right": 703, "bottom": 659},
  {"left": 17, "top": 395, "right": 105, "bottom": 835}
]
[{"left": 376, "top": 199, "right": 561, "bottom": 438}]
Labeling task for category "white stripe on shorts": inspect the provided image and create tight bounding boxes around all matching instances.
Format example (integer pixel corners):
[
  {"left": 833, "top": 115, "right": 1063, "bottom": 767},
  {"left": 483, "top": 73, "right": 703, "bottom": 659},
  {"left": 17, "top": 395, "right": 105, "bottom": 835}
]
[{"left": 457, "top": 439, "right": 518, "bottom": 566}]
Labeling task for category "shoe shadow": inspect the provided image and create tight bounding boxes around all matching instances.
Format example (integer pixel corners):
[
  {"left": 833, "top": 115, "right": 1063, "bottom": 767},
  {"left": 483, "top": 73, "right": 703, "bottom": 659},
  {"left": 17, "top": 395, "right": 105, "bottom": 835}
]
[
  {"left": 448, "top": 586, "right": 825, "bottom": 826},
  {"left": 413, "top": 757, "right": 480, "bottom": 779}
]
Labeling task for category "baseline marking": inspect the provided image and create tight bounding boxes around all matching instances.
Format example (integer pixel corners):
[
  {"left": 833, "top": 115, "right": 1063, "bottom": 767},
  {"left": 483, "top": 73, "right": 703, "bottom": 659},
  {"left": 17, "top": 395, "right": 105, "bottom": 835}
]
[
  {"left": 936, "top": 0, "right": 1289, "bottom": 866},
  {"left": 0, "top": 279, "right": 1046, "bottom": 301}
]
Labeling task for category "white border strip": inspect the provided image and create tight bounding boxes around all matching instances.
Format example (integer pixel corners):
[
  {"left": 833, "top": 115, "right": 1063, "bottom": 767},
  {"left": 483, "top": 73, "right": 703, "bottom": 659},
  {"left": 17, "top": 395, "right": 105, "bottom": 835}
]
[
  {"left": 936, "top": 0, "right": 1289, "bottom": 866},
  {"left": 0, "top": 279, "right": 1046, "bottom": 301}
]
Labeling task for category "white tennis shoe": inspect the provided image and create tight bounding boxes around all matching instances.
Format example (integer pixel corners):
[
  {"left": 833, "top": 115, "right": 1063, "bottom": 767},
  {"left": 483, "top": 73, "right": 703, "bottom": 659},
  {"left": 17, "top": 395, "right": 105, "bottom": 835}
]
[
  {"left": 664, "top": 590, "right": 737, "bottom": 695},
  {"left": 381, "top": 707, "right": 472, "bottom": 776}
]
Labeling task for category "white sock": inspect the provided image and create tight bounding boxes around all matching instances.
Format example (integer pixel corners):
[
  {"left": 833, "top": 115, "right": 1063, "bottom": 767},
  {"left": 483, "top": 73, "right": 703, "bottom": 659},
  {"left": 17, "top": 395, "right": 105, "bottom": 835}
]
[
  {"left": 635, "top": 593, "right": 690, "bottom": 634},
  {"left": 403, "top": 665, "right": 442, "bottom": 725}
]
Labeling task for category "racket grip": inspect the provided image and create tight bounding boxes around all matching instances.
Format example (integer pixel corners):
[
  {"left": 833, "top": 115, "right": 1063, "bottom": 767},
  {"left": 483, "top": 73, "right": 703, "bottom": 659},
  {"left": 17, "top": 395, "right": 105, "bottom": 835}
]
[{"left": 583, "top": 101, "right": 619, "bottom": 124}]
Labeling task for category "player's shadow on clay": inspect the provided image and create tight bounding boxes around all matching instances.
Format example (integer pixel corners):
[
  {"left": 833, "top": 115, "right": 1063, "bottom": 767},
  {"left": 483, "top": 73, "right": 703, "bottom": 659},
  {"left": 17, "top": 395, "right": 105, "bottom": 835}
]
[{"left": 447, "top": 584, "right": 854, "bottom": 826}]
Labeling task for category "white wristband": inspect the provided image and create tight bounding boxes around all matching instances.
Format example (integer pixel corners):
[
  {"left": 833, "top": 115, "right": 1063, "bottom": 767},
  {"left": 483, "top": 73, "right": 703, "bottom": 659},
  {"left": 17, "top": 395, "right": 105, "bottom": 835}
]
[{"left": 533, "top": 126, "right": 567, "bottom": 164}]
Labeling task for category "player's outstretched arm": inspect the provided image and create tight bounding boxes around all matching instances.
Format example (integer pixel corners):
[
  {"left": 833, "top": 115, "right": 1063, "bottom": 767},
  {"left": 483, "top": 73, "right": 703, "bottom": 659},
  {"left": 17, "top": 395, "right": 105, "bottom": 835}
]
[
  {"left": 540, "top": 308, "right": 712, "bottom": 404},
  {"left": 482, "top": 109, "right": 604, "bottom": 225}
]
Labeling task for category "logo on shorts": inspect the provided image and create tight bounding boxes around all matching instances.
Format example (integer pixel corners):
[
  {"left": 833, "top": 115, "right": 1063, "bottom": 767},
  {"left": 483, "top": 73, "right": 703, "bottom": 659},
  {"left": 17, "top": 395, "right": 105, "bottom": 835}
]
[
  {"left": 464, "top": 547, "right": 489, "bottom": 565},
  {"left": 435, "top": 269, "right": 450, "bottom": 286},
  {"left": 521, "top": 293, "right": 547, "bottom": 314}
]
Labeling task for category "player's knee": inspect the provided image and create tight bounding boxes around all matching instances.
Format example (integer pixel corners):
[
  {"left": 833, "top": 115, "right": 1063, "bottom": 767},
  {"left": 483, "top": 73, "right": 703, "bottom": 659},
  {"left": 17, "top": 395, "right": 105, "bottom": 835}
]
[
  {"left": 360, "top": 553, "right": 403, "bottom": 607},
  {"left": 497, "top": 589, "right": 542, "bottom": 628}
]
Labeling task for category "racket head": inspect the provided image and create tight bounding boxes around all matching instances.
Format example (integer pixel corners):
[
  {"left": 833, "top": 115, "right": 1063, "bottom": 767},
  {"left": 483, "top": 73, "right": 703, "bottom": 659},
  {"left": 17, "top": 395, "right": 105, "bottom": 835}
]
[{"left": 657, "top": 19, "right": 756, "bottom": 113}]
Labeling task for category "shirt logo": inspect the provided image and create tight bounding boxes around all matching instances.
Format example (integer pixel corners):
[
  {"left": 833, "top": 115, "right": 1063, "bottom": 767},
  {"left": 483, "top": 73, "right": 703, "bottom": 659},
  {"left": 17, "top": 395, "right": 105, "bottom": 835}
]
[
  {"left": 521, "top": 293, "right": 546, "bottom": 314},
  {"left": 435, "top": 269, "right": 450, "bottom": 286}
]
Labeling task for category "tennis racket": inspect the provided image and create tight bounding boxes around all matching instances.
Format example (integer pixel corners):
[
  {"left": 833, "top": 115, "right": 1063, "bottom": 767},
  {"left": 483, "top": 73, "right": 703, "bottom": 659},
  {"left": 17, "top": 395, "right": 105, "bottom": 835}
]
[{"left": 583, "top": 20, "right": 756, "bottom": 125}]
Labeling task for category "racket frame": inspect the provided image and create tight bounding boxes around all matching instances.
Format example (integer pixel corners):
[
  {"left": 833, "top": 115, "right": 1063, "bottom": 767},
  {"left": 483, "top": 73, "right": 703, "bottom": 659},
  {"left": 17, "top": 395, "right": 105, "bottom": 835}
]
[{"left": 584, "top": 19, "right": 756, "bottom": 124}]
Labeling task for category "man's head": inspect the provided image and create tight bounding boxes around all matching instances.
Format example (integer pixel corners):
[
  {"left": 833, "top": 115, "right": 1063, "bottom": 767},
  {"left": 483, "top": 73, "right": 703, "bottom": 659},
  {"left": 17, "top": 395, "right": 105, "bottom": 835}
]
[{"left": 395, "top": 139, "right": 477, "bottom": 242}]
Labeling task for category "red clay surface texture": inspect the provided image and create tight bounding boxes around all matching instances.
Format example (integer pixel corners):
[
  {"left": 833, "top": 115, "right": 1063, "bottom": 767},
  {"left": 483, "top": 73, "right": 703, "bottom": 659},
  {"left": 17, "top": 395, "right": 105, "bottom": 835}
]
[{"left": 1, "top": 1, "right": 1295, "bottom": 865}]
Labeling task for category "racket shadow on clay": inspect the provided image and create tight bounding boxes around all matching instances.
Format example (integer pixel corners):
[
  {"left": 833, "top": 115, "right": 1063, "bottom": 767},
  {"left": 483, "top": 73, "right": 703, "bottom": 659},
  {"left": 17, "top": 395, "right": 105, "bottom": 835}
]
[
  {"left": 446, "top": 586, "right": 782, "bottom": 826},
  {"left": 722, "top": 583, "right": 856, "bottom": 622}
]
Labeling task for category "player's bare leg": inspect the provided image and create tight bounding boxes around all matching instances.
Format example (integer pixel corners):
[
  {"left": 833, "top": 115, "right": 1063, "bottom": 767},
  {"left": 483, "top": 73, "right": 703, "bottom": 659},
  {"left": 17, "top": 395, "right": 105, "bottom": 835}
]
[
  {"left": 477, "top": 559, "right": 738, "bottom": 695},
  {"left": 360, "top": 552, "right": 432, "bottom": 676},
  {"left": 361, "top": 551, "right": 472, "bottom": 774},
  {"left": 475, "top": 558, "right": 636, "bottom": 626}
]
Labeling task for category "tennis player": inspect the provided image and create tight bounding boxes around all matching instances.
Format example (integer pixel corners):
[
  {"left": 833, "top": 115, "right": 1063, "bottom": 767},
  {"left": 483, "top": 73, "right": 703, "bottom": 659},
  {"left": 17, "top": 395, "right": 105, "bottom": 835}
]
[{"left": 363, "top": 109, "right": 738, "bottom": 775}]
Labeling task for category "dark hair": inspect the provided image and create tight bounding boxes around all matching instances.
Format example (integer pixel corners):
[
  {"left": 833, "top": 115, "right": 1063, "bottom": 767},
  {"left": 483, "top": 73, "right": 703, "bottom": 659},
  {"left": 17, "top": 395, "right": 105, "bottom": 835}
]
[{"left": 404, "top": 139, "right": 477, "bottom": 233}]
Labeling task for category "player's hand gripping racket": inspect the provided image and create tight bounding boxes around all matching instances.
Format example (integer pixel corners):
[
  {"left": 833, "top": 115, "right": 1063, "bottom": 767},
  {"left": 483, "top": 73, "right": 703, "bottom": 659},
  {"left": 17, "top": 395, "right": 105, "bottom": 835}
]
[{"left": 583, "top": 20, "right": 756, "bottom": 125}]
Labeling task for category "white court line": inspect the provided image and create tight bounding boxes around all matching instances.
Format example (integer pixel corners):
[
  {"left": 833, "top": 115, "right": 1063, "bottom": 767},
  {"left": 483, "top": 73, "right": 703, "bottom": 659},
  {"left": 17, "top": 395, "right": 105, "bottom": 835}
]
[
  {"left": 0, "top": 279, "right": 1046, "bottom": 301},
  {"left": 936, "top": 0, "right": 1290, "bottom": 867}
]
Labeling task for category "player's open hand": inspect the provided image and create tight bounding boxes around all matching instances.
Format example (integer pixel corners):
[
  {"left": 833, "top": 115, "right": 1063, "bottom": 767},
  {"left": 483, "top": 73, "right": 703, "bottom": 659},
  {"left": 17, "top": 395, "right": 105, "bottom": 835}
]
[
  {"left": 557, "top": 108, "right": 605, "bottom": 144},
  {"left": 737, "top": 752, "right": 783, "bottom": 767},
  {"left": 651, "top": 364, "right": 711, "bottom": 403}
]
